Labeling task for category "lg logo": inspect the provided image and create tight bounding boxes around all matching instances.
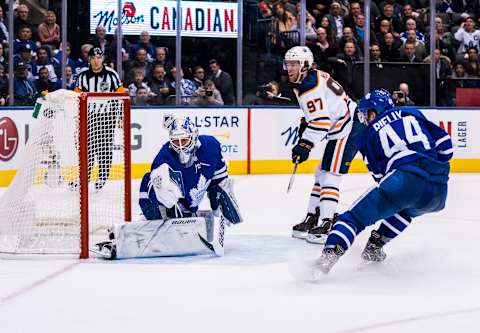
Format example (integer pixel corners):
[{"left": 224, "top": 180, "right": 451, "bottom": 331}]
[{"left": 0, "top": 117, "right": 19, "bottom": 162}]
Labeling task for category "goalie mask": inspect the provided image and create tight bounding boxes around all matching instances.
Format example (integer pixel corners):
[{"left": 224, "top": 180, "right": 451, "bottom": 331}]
[
  {"left": 283, "top": 46, "right": 314, "bottom": 83},
  {"left": 164, "top": 115, "right": 199, "bottom": 165}
]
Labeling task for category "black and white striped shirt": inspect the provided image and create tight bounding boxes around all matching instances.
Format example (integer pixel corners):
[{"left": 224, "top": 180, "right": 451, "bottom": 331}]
[{"left": 75, "top": 66, "right": 123, "bottom": 93}]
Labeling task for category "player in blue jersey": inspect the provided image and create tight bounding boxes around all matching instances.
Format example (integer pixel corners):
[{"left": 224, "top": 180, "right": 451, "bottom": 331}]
[
  {"left": 312, "top": 89, "right": 453, "bottom": 275},
  {"left": 94, "top": 115, "right": 242, "bottom": 259}
]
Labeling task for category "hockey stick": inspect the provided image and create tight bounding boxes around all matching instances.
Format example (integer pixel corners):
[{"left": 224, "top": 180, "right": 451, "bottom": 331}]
[{"left": 286, "top": 159, "right": 299, "bottom": 194}]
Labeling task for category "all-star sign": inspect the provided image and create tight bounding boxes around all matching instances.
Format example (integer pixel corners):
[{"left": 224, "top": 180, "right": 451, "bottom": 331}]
[{"left": 90, "top": 0, "right": 238, "bottom": 38}]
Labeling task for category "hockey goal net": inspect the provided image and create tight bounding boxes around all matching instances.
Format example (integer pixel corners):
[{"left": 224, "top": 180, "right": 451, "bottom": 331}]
[{"left": 0, "top": 90, "right": 131, "bottom": 259}]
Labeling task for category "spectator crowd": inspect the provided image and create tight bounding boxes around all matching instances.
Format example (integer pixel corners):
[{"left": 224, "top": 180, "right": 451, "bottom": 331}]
[
  {"left": 0, "top": 2, "right": 236, "bottom": 107},
  {"left": 2, "top": 1, "right": 480, "bottom": 107},
  {"left": 255, "top": 0, "right": 480, "bottom": 106}
]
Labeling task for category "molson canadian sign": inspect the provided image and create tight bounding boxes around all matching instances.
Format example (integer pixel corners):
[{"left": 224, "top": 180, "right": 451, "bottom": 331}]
[{"left": 90, "top": 1, "right": 238, "bottom": 38}]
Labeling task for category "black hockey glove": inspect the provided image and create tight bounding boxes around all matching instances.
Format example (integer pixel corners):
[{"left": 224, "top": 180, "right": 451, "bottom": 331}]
[
  {"left": 298, "top": 117, "right": 307, "bottom": 139},
  {"left": 292, "top": 139, "right": 314, "bottom": 164}
]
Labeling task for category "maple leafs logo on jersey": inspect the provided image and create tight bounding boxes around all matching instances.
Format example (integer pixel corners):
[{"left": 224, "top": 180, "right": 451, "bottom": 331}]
[{"left": 189, "top": 174, "right": 211, "bottom": 208}]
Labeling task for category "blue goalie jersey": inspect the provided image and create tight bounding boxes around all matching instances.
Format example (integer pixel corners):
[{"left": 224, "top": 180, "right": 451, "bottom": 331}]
[
  {"left": 358, "top": 107, "right": 453, "bottom": 184},
  {"left": 143, "top": 135, "right": 228, "bottom": 213}
]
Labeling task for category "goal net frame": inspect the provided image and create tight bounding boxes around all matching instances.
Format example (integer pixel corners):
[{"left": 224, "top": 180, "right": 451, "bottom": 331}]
[
  {"left": 79, "top": 92, "right": 131, "bottom": 259},
  {"left": 0, "top": 91, "right": 131, "bottom": 259}
]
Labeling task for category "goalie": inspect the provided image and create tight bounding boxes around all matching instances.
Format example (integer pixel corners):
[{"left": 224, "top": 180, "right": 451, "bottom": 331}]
[{"left": 94, "top": 116, "right": 242, "bottom": 259}]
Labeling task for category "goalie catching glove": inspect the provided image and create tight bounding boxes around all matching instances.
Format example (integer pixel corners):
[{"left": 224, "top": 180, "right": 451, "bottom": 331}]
[
  {"left": 149, "top": 163, "right": 183, "bottom": 209},
  {"left": 208, "top": 178, "right": 243, "bottom": 225},
  {"left": 292, "top": 139, "right": 314, "bottom": 164}
]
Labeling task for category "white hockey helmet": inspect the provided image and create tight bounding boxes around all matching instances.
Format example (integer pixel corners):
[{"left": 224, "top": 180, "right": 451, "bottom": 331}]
[
  {"left": 163, "top": 115, "right": 199, "bottom": 165},
  {"left": 283, "top": 46, "right": 314, "bottom": 83}
]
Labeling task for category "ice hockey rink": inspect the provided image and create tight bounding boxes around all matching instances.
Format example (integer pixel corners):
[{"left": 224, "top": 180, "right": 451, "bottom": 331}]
[{"left": 0, "top": 173, "right": 479, "bottom": 333}]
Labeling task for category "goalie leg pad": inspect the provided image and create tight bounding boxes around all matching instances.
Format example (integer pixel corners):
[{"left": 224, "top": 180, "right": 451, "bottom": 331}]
[
  {"left": 109, "top": 213, "right": 224, "bottom": 259},
  {"left": 208, "top": 178, "right": 243, "bottom": 225}
]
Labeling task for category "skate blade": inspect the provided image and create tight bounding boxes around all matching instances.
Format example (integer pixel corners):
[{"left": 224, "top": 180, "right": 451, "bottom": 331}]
[
  {"left": 291, "top": 230, "right": 308, "bottom": 239},
  {"left": 305, "top": 234, "right": 327, "bottom": 244}
]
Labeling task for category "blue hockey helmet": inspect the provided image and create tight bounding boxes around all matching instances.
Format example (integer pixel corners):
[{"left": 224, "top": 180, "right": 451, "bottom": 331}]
[
  {"left": 358, "top": 89, "right": 394, "bottom": 125},
  {"left": 163, "top": 115, "right": 199, "bottom": 165}
]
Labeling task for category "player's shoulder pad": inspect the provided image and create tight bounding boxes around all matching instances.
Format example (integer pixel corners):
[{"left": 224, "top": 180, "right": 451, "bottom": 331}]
[
  {"left": 297, "top": 70, "right": 320, "bottom": 97},
  {"left": 396, "top": 107, "right": 427, "bottom": 120},
  {"left": 198, "top": 135, "right": 222, "bottom": 151}
]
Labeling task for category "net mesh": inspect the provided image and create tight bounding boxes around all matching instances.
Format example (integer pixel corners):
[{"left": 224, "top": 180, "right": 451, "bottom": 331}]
[{"left": 0, "top": 90, "right": 128, "bottom": 256}]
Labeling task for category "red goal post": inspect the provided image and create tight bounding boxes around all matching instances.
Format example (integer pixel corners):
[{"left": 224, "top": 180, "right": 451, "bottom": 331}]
[{"left": 79, "top": 92, "right": 131, "bottom": 259}]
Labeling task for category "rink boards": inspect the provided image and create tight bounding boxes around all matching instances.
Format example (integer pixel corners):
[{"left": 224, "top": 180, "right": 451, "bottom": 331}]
[{"left": 0, "top": 107, "right": 478, "bottom": 186}]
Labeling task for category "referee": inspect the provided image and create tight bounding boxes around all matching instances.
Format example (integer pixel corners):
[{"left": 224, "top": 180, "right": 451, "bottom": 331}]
[{"left": 75, "top": 47, "right": 125, "bottom": 191}]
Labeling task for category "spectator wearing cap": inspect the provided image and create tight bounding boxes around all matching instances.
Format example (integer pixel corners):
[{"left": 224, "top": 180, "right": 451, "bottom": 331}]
[
  {"left": 0, "top": 6, "right": 9, "bottom": 45},
  {"left": 207, "top": 59, "right": 235, "bottom": 105},
  {"left": 152, "top": 47, "right": 173, "bottom": 74},
  {"left": 34, "top": 66, "right": 58, "bottom": 95},
  {"left": 149, "top": 64, "right": 173, "bottom": 105},
  {"left": 33, "top": 46, "right": 60, "bottom": 82},
  {"left": 0, "top": 64, "right": 8, "bottom": 105},
  {"left": 14, "top": 25, "right": 37, "bottom": 55},
  {"left": 88, "top": 26, "right": 109, "bottom": 53},
  {"left": 37, "top": 11, "right": 60, "bottom": 49},
  {"left": 14, "top": 61, "right": 37, "bottom": 105},
  {"left": 400, "top": 19, "right": 425, "bottom": 45},
  {"left": 75, "top": 44, "right": 93, "bottom": 77},
  {"left": 454, "top": 17, "right": 480, "bottom": 55},
  {"left": 13, "top": 45, "right": 36, "bottom": 80},
  {"left": 130, "top": 31, "right": 155, "bottom": 61},
  {"left": 14, "top": 4, "right": 37, "bottom": 40}
]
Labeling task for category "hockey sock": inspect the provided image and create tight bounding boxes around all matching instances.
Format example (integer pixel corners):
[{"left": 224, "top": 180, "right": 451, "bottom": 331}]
[
  {"left": 319, "top": 171, "right": 342, "bottom": 219},
  {"left": 324, "top": 212, "right": 363, "bottom": 252},
  {"left": 376, "top": 213, "right": 412, "bottom": 244},
  {"left": 307, "top": 182, "right": 321, "bottom": 214}
]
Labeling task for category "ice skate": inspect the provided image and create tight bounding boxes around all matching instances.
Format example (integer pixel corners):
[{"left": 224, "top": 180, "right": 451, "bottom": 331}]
[
  {"left": 313, "top": 245, "right": 344, "bottom": 275},
  {"left": 361, "top": 230, "right": 387, "bottom": 262},
  {"left": 306, "top": 214, "right": 337, "bottom": 244},
  {"left": 292, "top": 207, "right": 320, "bottom": 239},
  {"left": 93, "top": 241, "right": 117, "bottom": 259}
]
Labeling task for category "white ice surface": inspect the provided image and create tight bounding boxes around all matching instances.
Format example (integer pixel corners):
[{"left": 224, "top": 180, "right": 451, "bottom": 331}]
[{"left": 0, "top": 173, "right": 479, "bottom": 333}]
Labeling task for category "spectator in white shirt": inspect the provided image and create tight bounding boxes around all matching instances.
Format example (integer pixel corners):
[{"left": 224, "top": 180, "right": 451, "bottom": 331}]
[{"left": 454, "top": 17, "right": 480, "bottom": 55}]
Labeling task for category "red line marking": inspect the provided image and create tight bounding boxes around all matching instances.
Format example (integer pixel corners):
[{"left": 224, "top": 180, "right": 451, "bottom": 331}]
[
  {"left": 335, "top": 306, "right": 480, "bottom": 333},
  {"left": 0, "top": 262, "right": 80, "bottom": 306}
]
